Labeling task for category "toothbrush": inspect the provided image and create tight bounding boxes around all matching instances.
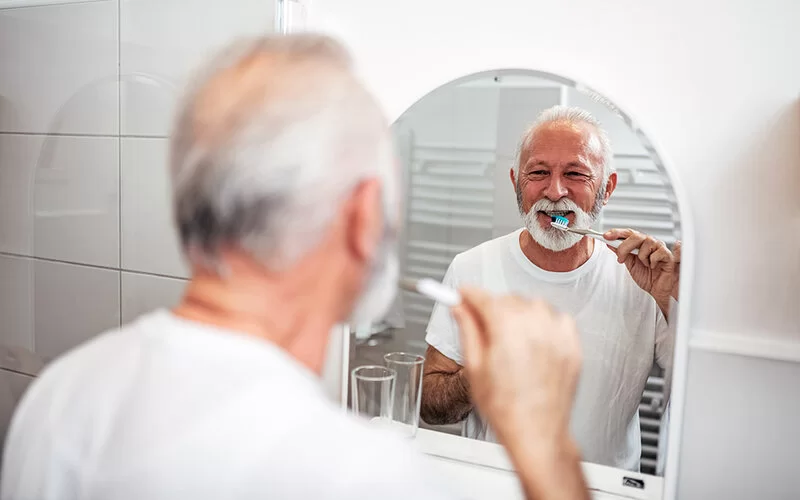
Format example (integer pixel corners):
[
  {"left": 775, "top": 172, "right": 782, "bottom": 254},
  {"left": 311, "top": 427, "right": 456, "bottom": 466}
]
[
  {"left": 399, "top": 278, "right": 462, "bottom": 307},
  {"left": 549, "top": 215, "right": 639, "bottom": 256}
]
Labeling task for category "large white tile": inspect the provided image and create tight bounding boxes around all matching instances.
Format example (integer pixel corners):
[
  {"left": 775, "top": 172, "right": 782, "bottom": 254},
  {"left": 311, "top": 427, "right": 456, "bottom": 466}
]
[
  {"left": 0, "top": 255, "right": 34, "bottom": 352},
  {"left": 0, "top": 344, "right": 44, "bottom": 378},
  {"left": 120, "top": 137, "right": 188, "bottom": 277},
  {"left": 495, "top": 87, "right": 561, "bottom": 158},
  {"left": 0, "top": 369, "right": 34, "bottom": 461},
  {"left": 399, "top": 86, "right": 500, "bottom": 148},
  {"left": 121, "top": 272, "right": 186, "bottom": 325},
  {"left": 33, "top": 259, "right": 120, "bottom": 363},
  {"left": 0, "top": 1, "right": 118, "bottom": 135},
  {"left": 0, "top": 134, "right": 119, "bottom": 267},
  {"left": 0, "top": 255, "right": 120, "bottom": 363},
  {"left": 120, "top": 0, "right": 275, "bottom": 136}
]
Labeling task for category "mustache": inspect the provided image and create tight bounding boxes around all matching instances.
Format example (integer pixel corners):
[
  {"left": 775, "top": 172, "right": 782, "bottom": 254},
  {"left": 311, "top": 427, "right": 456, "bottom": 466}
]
[
  {"left": 515, "top": 185, "right": 606, "bottom": 220},
  {"left": 531, "top": 198, "right": 583, "bottom": 214}
]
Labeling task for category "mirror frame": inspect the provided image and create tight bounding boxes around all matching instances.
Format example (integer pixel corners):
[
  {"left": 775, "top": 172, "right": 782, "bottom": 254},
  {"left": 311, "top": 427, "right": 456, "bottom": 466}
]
[
  {"left": 335, "top": 67, "right": 695, "bottom": 500},
  {"left": 327, "top": 60, "right": 694, "bottom": 500}
]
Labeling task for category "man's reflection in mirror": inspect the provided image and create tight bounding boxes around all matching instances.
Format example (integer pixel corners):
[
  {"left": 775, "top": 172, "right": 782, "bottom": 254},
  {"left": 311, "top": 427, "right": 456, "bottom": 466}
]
[{"left": 421, "top": 105, "right": 680, "bottom": 472}]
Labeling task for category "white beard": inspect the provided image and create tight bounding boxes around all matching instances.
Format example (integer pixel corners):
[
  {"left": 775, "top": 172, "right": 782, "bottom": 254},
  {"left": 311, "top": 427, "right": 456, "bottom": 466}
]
[
  {"left": 347, "top": 241, "right": 399, "bottom": 326},
  {"left": 523, "top": 198, "right": 597, "bottom": 252}
]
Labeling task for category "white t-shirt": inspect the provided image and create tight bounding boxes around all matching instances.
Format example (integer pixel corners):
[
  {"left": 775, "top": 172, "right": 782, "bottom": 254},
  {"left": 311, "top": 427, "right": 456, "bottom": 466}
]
[
  {"left": 425, "top": 228, "right": 674, "bottom": 472},
  {"left": 2, "top": 311, "right": 453, "bottom": 500}
]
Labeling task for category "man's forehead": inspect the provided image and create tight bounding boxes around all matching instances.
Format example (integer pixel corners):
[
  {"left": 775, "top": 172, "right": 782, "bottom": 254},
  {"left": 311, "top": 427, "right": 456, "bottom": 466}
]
[{"left": 523, "top": 122, "right": 599, "bottom": 166}]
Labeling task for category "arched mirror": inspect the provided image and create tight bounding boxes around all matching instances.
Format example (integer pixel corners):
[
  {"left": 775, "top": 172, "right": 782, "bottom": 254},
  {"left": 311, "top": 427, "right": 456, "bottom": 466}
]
[{"left": 343, "top": 68, "right": 691, "bottom": 499}]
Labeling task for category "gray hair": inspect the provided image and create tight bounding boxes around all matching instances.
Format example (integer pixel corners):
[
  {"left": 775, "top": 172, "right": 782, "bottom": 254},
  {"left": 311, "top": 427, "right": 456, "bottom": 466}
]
[
  {"left": 514, "top": 105, "right": 614, "bottom": 181},
  {"left": 169, "top": 34, "right": 395, "bottom": 272}
]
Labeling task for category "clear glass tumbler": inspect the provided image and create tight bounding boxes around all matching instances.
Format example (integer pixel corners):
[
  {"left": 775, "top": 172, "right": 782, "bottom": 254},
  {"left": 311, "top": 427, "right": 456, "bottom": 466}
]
[
  {"left": 384, "top": 352, "right": 426, "bottom": 438},
  {"left": 351, "top": 365, "right": 396, "bottom": 427}
]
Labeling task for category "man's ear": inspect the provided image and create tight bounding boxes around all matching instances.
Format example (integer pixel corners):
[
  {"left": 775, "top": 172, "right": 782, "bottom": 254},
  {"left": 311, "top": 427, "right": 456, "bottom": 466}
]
[
  {"left": 509, "top": 167, "right": 517, "bottom": 190},
  {"left": 603, "top": 172, "right": 618, "bottom": 205},
  {"left": 346, "top": 178, "right": 383, "bottom": 263}
]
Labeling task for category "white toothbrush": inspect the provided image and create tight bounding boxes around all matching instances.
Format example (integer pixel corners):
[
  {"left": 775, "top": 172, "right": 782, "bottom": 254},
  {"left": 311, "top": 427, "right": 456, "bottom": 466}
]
[
  {"left": 549, "top": 215, "right": 639, "bottom": 256},
  {"left": 399, "top": 278, "right": 462, "bottom": 307}
]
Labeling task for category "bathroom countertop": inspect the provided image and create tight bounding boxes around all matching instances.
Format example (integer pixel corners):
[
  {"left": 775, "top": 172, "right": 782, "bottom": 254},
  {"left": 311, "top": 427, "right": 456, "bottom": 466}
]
[{"left": 412, "top": 428, "right": 664, "bottom": 500}]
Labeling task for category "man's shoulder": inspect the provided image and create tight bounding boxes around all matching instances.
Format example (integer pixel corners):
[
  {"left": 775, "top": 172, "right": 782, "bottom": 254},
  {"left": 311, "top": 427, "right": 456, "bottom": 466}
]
[
  {"left": 37, "top": 312, "right": 158, "bottom": 377},
  {"left": 451, "top": 229, "right": 520, "bottom": 269},
  {"left": 14, "top": 313, "right": 161, "bottom": 415}
]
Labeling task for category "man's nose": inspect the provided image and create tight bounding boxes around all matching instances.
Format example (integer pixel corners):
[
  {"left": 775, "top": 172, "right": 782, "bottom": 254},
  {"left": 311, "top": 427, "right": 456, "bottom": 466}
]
[{"left": 543, "top": 176, "right": 568, "bottom": 200}]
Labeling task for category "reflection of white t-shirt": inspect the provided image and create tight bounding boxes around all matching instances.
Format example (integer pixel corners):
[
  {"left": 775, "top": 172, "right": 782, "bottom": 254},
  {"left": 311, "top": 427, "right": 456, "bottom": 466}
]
[
  {"left": 2, "top": 311, "right": 453, "bottom": 500},
  {"left": 425, "top": 228, "right": 674, "bottom": 472}
]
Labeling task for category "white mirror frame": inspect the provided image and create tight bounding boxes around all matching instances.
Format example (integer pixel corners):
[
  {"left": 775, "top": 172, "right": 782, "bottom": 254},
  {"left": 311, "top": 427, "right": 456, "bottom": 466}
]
[
  {"left": 279, "top": 4, "right": 694, "bottom": 499},
  {"left": 342, "top": 69, "right": 693, "bottom": 500}
]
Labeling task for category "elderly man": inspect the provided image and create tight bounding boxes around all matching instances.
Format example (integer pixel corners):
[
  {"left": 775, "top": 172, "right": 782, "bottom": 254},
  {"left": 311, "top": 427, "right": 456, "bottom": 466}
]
[
  {"left": 2, "top": 35, "right": 590, "bottom": 500},
  {"left": 421, "top": 105, "right": 679, "bottom": 472}
]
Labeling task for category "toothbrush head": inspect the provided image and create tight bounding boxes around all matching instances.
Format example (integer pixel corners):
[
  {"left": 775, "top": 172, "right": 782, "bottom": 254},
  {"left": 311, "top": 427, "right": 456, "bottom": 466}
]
[{"left": 550, "top": 215, "right": 570, "bottom": 230}]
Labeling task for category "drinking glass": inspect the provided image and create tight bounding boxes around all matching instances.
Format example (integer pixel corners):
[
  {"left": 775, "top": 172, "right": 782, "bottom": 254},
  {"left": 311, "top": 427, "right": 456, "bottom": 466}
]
[
  {"left": 384, "top": 352, "right": 425, "bottom": 438},
  {"left": 351, "top": 365, "right": 396, "bottom": 426}
]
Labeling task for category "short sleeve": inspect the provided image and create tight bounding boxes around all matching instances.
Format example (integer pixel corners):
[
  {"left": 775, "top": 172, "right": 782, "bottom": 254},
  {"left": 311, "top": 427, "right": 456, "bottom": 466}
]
[{"left": 425, "top": 258, "right": 465, "bottom": 365}]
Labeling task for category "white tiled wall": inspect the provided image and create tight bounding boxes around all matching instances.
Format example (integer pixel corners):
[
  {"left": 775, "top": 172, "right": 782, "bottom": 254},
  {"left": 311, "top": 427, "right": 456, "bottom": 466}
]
[
  {"left": 0, "top": 0, "right": 275, "bottom": 401},
  {"left": 120, "top": 137, "right": 189, "bottom": 277},
  {"left": 121, "top": 0, "right": 275, "bottom": 136},
  {"left": 0, "top": 134, "right": 120, "bottom": 267},
  {"left": 121, "top": 272, "right": 186, "bottom": 325},
  {"left": 0, "top": 1, "right": 119, "bottom": 135}
]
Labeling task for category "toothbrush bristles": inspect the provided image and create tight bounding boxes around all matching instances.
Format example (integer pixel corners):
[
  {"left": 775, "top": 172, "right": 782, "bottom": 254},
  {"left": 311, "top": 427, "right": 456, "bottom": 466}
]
[{"left": 550, "top": 215, "right": 570, "bottom": 230}]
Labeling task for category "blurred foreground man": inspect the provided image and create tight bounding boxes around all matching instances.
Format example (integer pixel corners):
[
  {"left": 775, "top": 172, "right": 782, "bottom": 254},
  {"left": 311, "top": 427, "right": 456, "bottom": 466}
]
[{"left": 2, "top": 34, "right": 588, "bottom": 500}]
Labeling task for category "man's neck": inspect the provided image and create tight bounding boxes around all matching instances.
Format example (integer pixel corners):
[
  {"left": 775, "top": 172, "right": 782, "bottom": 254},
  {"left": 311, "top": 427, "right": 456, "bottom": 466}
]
[
  {"left": 172, "top": 259, "right": 342, "bottom": 376},
  {"left": 518, "top": 230, "right": 594, "bottom": 272}
]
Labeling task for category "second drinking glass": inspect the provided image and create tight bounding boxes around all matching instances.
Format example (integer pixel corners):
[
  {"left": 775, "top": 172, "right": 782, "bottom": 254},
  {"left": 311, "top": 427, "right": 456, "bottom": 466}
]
[{"left": 384, "top": 352, "right": 425, "bottom": 438}]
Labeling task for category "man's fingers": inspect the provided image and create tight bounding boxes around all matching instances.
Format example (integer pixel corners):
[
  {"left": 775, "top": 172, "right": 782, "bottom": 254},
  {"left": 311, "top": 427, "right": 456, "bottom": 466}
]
[
  {"left": 615, "top": 232, "right": 646, "bottom": 263},
  {"left": 458, "top": 286, "right": 500, "bottom": 340},
  {"left": 604, "top": 228, "right": 633, "bottom": 241},
  {"left": 557, "top": 314, "right": 583, "bottom": 376},
  {"left": 451, "top": 305, "right": 484, "bottom": 374},
  {"left": 458, "top": 286, "right": 492, "bottom": 311},
  {"left": 672, "top": 240, "right": 682, "bottom": 263},
  {"left": 649, "top": 245, "right": 672, "bottom": 269},
  {"left": 636, "top": 238, "right": 660, "bottom": 266}
]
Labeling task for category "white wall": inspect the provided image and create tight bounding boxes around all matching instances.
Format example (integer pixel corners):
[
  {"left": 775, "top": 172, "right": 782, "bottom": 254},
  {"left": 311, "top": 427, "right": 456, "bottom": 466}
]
[
  {"left": 306, "top": 1, "right": 800, "bottom": 498},
  {"left": 0, "top": 0, "right": 275, "bottom": 406}
]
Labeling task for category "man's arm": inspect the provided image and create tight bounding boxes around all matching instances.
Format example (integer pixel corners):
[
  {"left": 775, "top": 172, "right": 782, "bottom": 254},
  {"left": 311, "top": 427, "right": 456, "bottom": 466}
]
[
  {"left": 508, "top": 436, "right": 587, "bottom": 500},
  {"left": 419, "top": 346, "right": 473, "bottom": 425},
  {"left": 451, "top": 288, "right": 590, "bottom": 500}
]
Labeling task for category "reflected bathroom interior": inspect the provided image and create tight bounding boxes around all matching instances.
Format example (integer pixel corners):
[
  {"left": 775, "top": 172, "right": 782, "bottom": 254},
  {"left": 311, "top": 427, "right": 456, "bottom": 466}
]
[{"left": 348, "top": 71, "right": 680, "bottom": 476}]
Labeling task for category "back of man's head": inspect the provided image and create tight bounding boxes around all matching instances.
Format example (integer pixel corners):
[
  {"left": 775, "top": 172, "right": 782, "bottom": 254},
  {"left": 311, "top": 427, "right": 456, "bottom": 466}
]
[{"left": 169, "top": 34, "right": 396, "bottom": 273}]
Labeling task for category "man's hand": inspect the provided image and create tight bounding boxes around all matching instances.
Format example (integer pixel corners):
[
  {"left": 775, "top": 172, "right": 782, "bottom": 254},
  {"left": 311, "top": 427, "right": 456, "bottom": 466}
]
[
  {"left": 603, "top": 228, "right": 679, "bottom": 316},
  {"left": 450, "top": 287, "right": 589, "bottom": 500},
  {"left": 671, "top": 240, "right": 681, "bottom": 301},
  {"left": 451, "top": 287, "right": 581, "bottom": 447}
]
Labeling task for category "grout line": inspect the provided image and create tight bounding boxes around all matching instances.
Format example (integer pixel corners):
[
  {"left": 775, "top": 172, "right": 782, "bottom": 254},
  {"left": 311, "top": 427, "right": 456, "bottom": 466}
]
[
  {"left": 0, "top": 366, "right": 39, "bottom": 379},
  {"left": 0, "top": 131, "right": 168, "bottom": 139},
  {"left": 117, "top": 0, "right": 122, "bottom": 327},
  {"left": 0, "top": 0, "right": 105, "bottom": 12},
  {"left": 0, "top": 251, "right": 188, "bottom": 282}
]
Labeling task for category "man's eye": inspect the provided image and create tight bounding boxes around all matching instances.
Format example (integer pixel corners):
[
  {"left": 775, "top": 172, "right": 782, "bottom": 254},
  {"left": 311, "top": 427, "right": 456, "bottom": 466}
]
[
  {"left": 566, "top": 172, "right": 586, "bottom": 177},
  {"left": 528, "top": 170, "right": 548, "bottom": 176}
]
